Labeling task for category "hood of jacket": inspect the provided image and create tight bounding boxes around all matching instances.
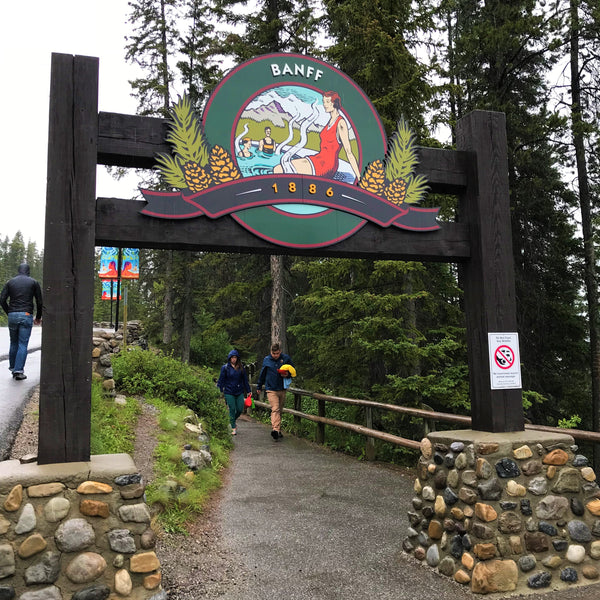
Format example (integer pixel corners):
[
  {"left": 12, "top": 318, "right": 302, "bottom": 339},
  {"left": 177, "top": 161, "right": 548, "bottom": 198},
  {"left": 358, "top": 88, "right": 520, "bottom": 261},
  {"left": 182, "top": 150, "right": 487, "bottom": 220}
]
[
  {"left": 17, "top": 264, "right": 30, "bottom": 276},
  {"left": 228, "top": 349, "right": 240, "bottom": 361}
]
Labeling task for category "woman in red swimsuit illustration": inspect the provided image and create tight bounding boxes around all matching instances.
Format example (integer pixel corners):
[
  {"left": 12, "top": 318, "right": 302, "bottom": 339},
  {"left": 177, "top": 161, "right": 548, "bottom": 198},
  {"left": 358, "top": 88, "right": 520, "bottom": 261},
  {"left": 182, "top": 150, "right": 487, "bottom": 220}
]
[{"left": 274, "top": 91, "right": 360, "bottom": 181}]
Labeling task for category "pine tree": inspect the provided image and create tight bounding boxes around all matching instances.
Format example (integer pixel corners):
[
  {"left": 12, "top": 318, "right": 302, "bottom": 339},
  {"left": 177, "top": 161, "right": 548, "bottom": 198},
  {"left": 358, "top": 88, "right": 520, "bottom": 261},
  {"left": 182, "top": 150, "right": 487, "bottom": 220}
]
[
  {"left": 126, "top": 0, "right": 181, "bottom": 349},
  {"left": 444, "top": 0, "right": 589, "bottom": 424},
  {"left": 324, "top": 0, "right": 432, "bottom": 134},
  {"left": 562, "top": 0, "right": 600, "bottom": 464},
  {"left": 125, "top": 0, "right": 179, "bottom": 116},
  {"left": 176, "top": 0, "right": 224, "bottom": 109}
]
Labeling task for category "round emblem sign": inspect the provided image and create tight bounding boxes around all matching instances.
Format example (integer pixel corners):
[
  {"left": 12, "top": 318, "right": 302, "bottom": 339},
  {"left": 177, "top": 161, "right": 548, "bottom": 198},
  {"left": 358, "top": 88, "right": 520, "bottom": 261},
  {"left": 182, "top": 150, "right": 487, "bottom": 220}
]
[{"left": 202, "top": 53, "right": 387, "bottom": 248}]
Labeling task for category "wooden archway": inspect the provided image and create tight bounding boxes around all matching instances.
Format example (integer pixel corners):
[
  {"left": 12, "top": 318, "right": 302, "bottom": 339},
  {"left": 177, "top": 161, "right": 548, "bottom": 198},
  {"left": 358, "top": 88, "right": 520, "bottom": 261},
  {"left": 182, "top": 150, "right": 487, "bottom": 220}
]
[{"left": 38, "top": 53, "right": 522, "bottom": 464}]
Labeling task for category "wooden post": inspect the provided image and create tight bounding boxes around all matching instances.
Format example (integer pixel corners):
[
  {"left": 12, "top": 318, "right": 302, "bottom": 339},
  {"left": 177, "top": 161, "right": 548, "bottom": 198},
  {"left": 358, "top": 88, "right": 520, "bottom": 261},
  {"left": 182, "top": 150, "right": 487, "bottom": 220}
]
[
  {"left": 457, "top": 111, "right": 524, "bottom": 433},
  {"left": 294, "top": 393, "right": 302, "bottom": 429},
  {"left": 365, "top": 406, "right": 375, "bottom": 461},
  {"left": 114, "top": 247, "right": 122, "bottom": 332},
  {"left": 38, "top": 54, "right": 98, "bottom": 464},
  {"left": 316, "top": 398, "right": 325, "bottom": 444}
]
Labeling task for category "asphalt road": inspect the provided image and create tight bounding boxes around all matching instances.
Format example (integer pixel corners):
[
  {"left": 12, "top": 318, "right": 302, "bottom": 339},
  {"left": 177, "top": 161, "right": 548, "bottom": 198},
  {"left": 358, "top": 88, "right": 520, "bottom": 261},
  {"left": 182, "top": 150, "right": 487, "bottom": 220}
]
[{"left": 0, "top": 326, "right": 42, "bottom": 459}]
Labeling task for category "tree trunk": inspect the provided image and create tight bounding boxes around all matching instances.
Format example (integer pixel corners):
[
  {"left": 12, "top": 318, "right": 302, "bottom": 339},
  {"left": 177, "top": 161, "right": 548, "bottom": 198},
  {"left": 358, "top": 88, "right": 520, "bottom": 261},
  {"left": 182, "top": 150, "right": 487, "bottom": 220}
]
[
  {"left": 160, "top": 0, "right": 170, "bottom": 115},
  {"left": 570, "top": 0, "right": 600, "bottom": 470},
  {"left": 162, "top": 250, "right": 174, "bottom": 345},
  {"left": 270, "top": 255, "right": 286, "bottom": 348},
  {"left": 181, "top": 251, "right": 194, "bottom": 363}
]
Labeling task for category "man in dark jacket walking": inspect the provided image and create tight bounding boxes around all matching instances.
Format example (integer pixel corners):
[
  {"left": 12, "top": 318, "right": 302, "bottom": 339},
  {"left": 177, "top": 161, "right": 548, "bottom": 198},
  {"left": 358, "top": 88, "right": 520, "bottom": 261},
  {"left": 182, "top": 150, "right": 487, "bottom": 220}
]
[
  {"left": 0, "top": 264, "right": 43, "bottom": 380},
  {"left": 256, "top": 342, "right": 294, "bottom": 441}
]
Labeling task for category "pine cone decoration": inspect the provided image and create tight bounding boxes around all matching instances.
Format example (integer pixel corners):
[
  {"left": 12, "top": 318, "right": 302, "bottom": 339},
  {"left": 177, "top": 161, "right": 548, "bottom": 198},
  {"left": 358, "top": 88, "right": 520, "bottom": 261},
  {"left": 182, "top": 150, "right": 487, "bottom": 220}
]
[
  {"left": 384, "top": 178, "right": 408, "bottom": 205},
  {"left": 208, "top": 145, "right": 241, "bottom": 183},
  {"left": 358, "top": 160, "right": 385, "bottom": 195},
  {"left": 183, "top": 161, "right": 213, "bottom": 192}
]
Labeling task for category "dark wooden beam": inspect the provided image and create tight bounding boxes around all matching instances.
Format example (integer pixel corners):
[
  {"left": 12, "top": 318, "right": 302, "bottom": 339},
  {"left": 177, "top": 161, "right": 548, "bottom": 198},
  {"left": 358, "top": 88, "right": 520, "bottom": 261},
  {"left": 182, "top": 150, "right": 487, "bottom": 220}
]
[
  {"left": 457, "top": 110, "right": 524, "bottom": 433},
  {"left": 97, "top": 111, "right": 470, "bottom": 195},
  {"left": 95, "top": 197, "right": 471, "bottom": 261},
  {"left": 39, "top": 54, "right": 98, "bottom": 464},
  {"left": 97, "top": 112, "right": 168, "bottom": 169}
]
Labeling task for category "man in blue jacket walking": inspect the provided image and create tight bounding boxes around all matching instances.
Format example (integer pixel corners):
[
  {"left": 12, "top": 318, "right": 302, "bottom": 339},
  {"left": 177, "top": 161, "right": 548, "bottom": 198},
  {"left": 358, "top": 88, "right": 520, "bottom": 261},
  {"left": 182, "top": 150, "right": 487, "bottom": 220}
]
[{"left": 256, "top": 342, "right": 294, "bottom": 441}]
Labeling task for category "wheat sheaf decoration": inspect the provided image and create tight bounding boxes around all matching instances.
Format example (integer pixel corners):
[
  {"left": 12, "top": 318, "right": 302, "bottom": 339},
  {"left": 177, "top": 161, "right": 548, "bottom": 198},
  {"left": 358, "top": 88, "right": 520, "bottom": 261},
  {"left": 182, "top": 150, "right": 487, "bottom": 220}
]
[
  {"left": 359, "top": 119, "right": 429, "bottom": 206},
  {"left": 155, "top": 95, "right": 241, "bottom": 192}
]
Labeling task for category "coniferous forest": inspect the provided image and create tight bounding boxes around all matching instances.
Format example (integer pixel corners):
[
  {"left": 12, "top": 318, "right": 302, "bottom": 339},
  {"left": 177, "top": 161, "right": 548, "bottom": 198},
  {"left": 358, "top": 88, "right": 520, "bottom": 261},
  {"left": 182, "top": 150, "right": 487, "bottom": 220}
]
[{"left": 4, "top": 0, "right": 600, "bottom": 460}]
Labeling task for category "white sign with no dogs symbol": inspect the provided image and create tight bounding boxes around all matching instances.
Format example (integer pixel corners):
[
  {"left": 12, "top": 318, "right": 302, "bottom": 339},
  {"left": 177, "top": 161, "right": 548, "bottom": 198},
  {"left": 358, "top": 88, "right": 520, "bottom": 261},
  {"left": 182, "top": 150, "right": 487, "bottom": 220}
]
[{"left": 488, "top": 332, "right": 522, "bottom": 390}]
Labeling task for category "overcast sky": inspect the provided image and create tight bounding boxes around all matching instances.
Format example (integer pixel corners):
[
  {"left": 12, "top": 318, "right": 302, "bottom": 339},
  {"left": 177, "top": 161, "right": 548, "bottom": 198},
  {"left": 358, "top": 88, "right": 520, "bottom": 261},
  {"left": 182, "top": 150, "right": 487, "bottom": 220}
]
[{"left": 1, "top": 0, "right": 141, "bottom": 247}]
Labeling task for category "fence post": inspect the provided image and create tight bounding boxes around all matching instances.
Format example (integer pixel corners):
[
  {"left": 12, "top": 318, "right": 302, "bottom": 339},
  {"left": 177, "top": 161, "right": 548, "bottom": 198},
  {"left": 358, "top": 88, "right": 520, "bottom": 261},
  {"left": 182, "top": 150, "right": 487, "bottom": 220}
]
[
  {"left": 365, "top": 407, "right": 376, "bottom": 461},
  {"left": 421, "top": 403, "right": 436, "bottom": 436},
  {"left": 294, "top": 393, "right": 302, "bottom": 429},
  {"left": 317, "top": 397, "right": 326, "bottom": 444}
]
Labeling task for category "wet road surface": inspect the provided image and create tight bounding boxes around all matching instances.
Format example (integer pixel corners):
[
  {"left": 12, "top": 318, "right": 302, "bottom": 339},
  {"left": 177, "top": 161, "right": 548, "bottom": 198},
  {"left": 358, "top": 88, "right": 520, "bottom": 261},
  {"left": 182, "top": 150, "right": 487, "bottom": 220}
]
[{"left": 0, "top": 326, "right": 41, "bottom": 458}]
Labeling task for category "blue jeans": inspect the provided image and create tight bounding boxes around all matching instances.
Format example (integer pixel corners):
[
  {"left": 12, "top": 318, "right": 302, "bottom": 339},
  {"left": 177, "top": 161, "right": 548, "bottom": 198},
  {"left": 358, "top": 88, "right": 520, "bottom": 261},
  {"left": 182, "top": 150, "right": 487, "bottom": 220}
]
[{"left": 8, "top": 312, "right": 33, "bottom": 374}]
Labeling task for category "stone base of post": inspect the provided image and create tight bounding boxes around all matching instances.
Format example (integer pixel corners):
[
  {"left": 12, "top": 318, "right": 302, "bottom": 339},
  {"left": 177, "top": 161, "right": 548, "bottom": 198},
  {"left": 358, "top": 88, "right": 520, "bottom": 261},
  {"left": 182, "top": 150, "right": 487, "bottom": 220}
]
[
  {"left": 0, "top": 454, "right": 164, "bottom": 599},
  {"left": 404, "top": 430, "right": 600, "bottom": 594}
]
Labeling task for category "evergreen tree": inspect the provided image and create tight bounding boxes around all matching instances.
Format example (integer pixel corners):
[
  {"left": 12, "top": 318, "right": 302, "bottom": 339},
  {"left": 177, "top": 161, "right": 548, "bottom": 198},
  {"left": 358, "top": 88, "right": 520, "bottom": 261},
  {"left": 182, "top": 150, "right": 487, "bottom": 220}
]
[
  {"left": 189, "top": 252, "right": 272, "bottom": 367},
  {"left": 215, "top": 0, "right": 323, "bottom": 61},
  {"left": 125, "top": 0, "right": 179, "bottom": 116},
  {"left": 126, "top": 0, "right": 181, "bottom": 349},
  {"left": 212, "top": 0, "right": 323, "bottom": 353},
  {"left": 324, "top": 0, "right": 432, "bottom": 134},
  {"left": 176, "top": 0, "right": 224, "bottom": 109},
  {"left": 559, "top": 0, "right": 600, "bottom": 463},
  {"left": 444, "top": 0, "right": 589, "bottom": 423},
  {"left": 288, "top": 257, "right": 468, "bottom": 446}
]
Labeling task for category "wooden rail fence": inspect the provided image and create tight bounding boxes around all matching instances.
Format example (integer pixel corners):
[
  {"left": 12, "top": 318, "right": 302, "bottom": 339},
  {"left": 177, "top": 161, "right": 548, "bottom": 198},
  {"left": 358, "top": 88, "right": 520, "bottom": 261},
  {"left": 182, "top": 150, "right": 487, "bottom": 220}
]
[{"left": 252, "top": 386, "right": 600, "bottom": 460}]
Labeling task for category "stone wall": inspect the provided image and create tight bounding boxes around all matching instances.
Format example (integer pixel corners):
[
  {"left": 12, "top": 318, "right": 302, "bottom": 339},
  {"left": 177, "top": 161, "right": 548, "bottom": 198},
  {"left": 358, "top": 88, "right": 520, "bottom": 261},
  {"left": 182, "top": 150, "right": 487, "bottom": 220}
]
[
  {"left": 0, "top": 454, "right": 164, "bottom": 599},
  {"left": 92, "top": 322, "right": 146, "bottom": 396},
  {"left": 404, "top": 430, "right": 600, "bottom": 595}
]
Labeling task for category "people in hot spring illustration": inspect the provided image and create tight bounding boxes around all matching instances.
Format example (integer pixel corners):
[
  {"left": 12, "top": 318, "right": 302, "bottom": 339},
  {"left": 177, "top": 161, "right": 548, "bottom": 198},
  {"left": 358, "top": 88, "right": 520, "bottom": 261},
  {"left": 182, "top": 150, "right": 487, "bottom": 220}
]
[
  {"left": 259, "top": 127, "right": 275, "bottom": 155},
  {"left": 238, "top": 137, "right": 253, "bottom": 158},
  {"left": 273, "top": 91, "right": 360, "bottom": 181}
]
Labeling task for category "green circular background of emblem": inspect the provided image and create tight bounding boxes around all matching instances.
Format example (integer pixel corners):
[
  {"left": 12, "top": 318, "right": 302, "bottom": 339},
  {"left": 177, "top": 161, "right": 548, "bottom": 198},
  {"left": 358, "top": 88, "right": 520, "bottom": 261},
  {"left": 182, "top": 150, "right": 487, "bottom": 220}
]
[{"left": 202, "top": 53, "right": 387, "bottom": 248}]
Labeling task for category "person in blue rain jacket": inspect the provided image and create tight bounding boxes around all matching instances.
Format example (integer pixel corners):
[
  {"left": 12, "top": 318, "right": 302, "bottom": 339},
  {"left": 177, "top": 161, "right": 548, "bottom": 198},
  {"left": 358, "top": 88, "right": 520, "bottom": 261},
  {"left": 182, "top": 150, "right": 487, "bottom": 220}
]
[{"left": 216, "top": 349, "right": 251, "bottom": 435}]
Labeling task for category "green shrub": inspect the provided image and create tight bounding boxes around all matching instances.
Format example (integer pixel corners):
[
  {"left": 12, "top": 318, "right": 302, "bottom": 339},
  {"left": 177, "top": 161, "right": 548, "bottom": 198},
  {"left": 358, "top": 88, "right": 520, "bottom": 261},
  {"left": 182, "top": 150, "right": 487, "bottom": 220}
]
[
  {"left": 189, "top": 330, "right": 231, "bottom": 369},
  {"left": 112, "top": 348, "right": 229, "bottom": 439}
]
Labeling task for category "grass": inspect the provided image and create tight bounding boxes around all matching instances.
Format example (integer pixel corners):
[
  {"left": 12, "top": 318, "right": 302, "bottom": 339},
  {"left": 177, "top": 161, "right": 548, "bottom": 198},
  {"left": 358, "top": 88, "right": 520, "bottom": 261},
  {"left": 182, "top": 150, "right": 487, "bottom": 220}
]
[
  {"left": 90, "top": 380, "right": 141, "bottom": 455},
  {"left": 143, "top": 397, "right": 229, "bottom": 534}
]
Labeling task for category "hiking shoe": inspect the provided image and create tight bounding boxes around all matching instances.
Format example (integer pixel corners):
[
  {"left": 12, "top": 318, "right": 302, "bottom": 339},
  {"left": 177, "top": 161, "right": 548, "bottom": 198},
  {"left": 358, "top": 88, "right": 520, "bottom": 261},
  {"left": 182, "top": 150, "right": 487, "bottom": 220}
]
[
  {"left": 13, "top": 373, "right": 27, "bottom": 381},
  {"left": 231, "top": 428, "right": 237, "bottom": 436},
  {"left": 278, "top": 431, "right": 283, "bottom": 438},
  {"left": 271, "top": 430, "right": 279, "bottom": 441}
]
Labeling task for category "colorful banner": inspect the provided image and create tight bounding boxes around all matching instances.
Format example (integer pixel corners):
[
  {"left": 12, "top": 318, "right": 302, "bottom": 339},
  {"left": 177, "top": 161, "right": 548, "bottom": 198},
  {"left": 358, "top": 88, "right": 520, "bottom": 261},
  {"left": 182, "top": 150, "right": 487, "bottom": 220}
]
[
  {"left": 98, "top": 247, "right": 140, "bottom": 279},
  {"left": 101, "top": 280, "right": 121, "bottom": 301},
  {"left": 121, "top": 248, "right": 140, "bottom": 279},
  {"left": 98, "top": 247, "right": 119, "bottom": 279}
]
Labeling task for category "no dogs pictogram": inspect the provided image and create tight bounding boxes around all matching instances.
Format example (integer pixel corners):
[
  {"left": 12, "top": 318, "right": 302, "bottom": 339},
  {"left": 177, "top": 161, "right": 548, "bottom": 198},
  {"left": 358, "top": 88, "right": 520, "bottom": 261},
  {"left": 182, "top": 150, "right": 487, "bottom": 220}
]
[{"left": 494, "top": 345, "right": 515, "bottom": 370}]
